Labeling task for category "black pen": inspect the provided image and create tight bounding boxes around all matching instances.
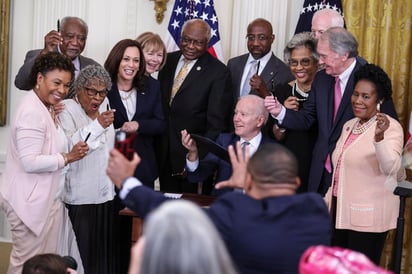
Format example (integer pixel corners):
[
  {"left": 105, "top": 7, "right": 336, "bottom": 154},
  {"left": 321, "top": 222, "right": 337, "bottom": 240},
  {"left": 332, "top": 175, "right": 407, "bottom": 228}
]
[
  {"left": 271, "top": 78, "right": 276, "bottom": 97},
  {"left": 256, "top": 60, "right": 260, "bottom": 75},
  {"left": 57, "top": 19, "right": 60, "bottom": 32},
  {"left": 106, "top": 104, "right": 109, "bottom": 111},
  {"left": 84, "top": 132, "right": 91, "bottom": 142}
]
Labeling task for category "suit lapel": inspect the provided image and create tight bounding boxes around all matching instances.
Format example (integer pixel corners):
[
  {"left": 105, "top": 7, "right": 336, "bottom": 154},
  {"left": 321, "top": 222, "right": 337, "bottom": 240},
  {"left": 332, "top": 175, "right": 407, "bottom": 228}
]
[
  {"left": 235, "top": 55, "right": 248, "bottom": 93},
  {"left": 260, "top": 54, "right": 278, "bottom": 87},
  {"left": 174, "top": 53, "right": 209, "bottom": 98},
  {"left": 110, "top": 85, "right": 129, "bottom": 121}
]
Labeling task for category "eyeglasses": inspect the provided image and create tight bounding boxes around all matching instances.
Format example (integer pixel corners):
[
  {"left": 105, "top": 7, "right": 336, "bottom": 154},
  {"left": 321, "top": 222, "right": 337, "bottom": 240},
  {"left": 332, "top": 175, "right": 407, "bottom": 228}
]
[
  {"left": 246, "top": 34, "right": 270, "bottom": 42},
  {"left": 181, "top": 36, "right": 207, "bottom": 47},
  {"left": 288, "top": 58, "right": 313, "bottom": 67},
  {"left": 84, "top": 87, "right": 108, "bottom": 97},
  {"left": 62, "top": 33, "right": 87, "bottom": 43}
]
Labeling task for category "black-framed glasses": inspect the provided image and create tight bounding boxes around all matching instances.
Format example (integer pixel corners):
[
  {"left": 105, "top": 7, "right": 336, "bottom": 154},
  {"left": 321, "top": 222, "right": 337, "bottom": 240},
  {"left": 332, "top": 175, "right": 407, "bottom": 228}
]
[
  {"left": 84, "top": 87, "right": 108, "bottom": 97},
  {"left": 62, "top": 32, "right": 87, "bottom": 43},
  {"left": 288, "top": 57, "right": 313, "bottom": 67},
  {"left": 246, "top": 34, "right": 270, "bottom": 42},
  {"left": 181, "top": 36, "right": 207, "bottom": 47}
]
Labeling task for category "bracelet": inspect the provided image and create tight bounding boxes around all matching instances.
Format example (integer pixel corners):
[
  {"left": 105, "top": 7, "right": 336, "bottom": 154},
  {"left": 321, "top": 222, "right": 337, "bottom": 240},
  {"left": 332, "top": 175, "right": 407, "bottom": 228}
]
[{"left": 61, "top": 152, "right": 68, "bottom": 166}]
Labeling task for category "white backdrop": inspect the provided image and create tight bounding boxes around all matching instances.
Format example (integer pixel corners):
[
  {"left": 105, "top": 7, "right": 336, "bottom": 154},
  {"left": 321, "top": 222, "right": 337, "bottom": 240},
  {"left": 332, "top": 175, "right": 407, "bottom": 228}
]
[{"left": 0, "top": 0, "right": 304, "bottom": 240}]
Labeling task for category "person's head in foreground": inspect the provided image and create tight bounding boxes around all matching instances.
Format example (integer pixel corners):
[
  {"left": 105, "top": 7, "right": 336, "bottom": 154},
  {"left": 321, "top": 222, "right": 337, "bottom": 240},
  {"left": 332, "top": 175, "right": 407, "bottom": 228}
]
[
  {"left": 129, "top": 200, "right": 238, "bottom": 274},
  {"left": 299, "top": 245, "right": 392, "bottom": 274},
  {"left": 244, "top": 143, "right": 301, "bottom": 198},
  {"left": 22, "top": 253, "right": 77, "bottom": 274}
]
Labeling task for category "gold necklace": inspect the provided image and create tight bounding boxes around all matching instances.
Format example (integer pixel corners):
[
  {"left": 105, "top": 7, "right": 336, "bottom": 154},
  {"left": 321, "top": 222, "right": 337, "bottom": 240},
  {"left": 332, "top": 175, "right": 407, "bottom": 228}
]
[{"left": 352, "top": 115, "right": 377, "bottom": 135}]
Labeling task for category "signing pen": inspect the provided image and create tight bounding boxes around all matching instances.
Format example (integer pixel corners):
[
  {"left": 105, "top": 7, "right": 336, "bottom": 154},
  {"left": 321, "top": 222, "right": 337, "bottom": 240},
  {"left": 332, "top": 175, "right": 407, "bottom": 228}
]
[
  {"left": 256, "top": 60, "right": 260, "bottom": 75},
  {"left": 57, "top": 19, "right": 60, "bottom": 32},
  {"left": 84, "top": 132, "right": 91, "bottom": 142},
  {"left": 270, "top": 78, "right": 276, "bottom": 97},
  {"left": 107, "top": 104, "right": 109, "bottom": 111}
]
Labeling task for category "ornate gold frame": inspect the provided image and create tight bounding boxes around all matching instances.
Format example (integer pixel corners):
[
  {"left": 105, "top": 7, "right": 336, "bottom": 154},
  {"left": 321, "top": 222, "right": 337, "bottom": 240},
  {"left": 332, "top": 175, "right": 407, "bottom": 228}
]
[{"left": 0, "top": 0, "right": 10, "bottom": 126}]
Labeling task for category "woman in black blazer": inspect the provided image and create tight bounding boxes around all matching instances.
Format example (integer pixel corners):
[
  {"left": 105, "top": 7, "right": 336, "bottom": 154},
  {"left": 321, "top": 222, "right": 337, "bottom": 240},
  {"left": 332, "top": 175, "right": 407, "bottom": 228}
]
[{"left": 105, "top": 38, "right": 165, "bottom": 188}]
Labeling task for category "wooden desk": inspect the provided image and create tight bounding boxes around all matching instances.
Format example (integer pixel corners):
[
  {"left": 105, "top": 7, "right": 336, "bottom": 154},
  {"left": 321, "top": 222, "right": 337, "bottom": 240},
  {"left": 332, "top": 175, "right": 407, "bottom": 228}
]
[{"left": 119, "top": 193, "right": 215, "bottom": 242}]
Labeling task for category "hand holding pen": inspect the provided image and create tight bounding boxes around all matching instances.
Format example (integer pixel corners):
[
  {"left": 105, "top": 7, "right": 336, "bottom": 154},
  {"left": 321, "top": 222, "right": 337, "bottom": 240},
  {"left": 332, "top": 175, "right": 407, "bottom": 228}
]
[
  {"left": 40, "top": 19, "right": 62, "bottom": 54},
  {"left": 97, "top": 104, "right": 115, "bottom": 129}
]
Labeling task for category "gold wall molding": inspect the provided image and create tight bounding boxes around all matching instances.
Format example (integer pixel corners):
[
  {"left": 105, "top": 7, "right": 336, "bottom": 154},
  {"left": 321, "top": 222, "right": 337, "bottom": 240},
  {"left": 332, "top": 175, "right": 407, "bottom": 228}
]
[
  {"left": 151, "top": 0, "right": 169, "bottom": 24},
  {"left": 0, "top": 0, "right": 10, "bottom": 126}
]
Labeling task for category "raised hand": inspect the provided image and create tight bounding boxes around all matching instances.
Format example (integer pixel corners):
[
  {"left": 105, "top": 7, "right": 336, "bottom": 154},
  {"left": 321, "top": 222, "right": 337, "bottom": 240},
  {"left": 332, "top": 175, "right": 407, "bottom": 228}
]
[
  {"left": 215, "top": 141, "right": 249, "bottom": 190},
  {"left": 106, "top": 149, "right": 140, "bottom": 189},
  {"left": 181, "top": 129, "right": 198, "bottom": 161},
  {"left": 264, "top": 95, "right": 282, "bottom": 116},
  {"left": 97, "top": 109, "right": 115, "bottom": 129},
  {"left": 41, "top": 30, "right": 62, "bottom": 54}
]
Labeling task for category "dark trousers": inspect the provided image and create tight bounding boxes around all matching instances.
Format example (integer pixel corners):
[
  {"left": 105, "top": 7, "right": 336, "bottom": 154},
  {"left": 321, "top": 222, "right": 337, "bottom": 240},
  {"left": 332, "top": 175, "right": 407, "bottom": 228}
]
[
  {"left": 318, "top": 168, "right": 333, "bottom": 196},
  {"left": 331, "top": 196, "right": 388, "bottom": 265}
]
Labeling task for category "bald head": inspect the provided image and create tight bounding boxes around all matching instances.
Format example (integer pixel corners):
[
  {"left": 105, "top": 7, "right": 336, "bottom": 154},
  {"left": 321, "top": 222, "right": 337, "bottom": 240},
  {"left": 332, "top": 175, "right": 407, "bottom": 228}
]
[
  {"left": 311, "top": 8, "right": 344, "bottom": 39},
  {"left": 247, "top": 143, "right": 298, "bottom": 186}
]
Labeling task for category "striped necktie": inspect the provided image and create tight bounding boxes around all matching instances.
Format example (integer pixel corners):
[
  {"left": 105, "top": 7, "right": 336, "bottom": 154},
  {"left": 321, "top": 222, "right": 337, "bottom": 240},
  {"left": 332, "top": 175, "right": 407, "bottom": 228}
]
[{"left": 170, "top": 59, "right": 191, "bottom": 104}]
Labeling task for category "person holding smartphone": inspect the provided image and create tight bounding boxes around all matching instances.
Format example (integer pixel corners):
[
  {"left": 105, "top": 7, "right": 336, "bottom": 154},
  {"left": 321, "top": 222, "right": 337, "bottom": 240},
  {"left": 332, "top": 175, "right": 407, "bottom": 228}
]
[{"left": 268, "top": 32, "right": 319, "bottom": 192}]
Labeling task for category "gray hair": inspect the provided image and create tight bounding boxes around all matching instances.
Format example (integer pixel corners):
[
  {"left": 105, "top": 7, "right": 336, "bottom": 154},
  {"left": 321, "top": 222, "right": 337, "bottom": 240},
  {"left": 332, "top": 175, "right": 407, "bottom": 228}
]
[
  {"left": 140, "top": 200, "right": 237, "bottom": 274},
  {"left": 238, "top": 94, "right": 269, "bottom": 125},
  {"left": 74, "top": 64, "right": 112, "bottom": 92},
  {"left": 181, "top": 19, "right": 211, "bottom": 42},
  {"left": 319, "top": 27, "right": 358, "bottom": 58},
  {"left": 60, "top": 16, "right": 88, "bottom": 35},
  {"left": 284, "top": 32, "right": 319, "bottom": 62},
  {"left": 312, "top": 8, "right": 344, "bottom": 28}
]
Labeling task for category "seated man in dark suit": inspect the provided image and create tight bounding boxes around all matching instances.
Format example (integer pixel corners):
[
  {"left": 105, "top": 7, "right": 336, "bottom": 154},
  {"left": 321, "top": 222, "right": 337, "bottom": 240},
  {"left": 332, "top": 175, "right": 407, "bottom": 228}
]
[
  {"left": 15, "top": 16, "right": 99, "bottom": 97},
  {"left": 181, "top": 94, "right": 272, "bottom": 195},
  {"left": 106, "top": 142, "right": 331, "bottom": 274}
]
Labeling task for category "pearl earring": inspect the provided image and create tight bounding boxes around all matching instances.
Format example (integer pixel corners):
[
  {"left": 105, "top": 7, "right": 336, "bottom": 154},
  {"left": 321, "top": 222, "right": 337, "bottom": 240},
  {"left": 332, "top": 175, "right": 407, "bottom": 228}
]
[{"left": 35, "top": 84, "right": 40, "bottom": 90}]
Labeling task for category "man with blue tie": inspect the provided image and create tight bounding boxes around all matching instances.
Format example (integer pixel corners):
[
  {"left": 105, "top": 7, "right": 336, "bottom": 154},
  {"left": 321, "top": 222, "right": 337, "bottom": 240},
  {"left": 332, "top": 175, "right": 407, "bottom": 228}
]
[{"left": 181, "top": 95, "right": 273, "bottom": 195}]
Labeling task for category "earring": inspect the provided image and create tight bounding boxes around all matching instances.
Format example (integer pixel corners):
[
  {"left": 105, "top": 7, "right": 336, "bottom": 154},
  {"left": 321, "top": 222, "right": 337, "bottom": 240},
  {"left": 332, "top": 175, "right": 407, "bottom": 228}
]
[
  {"left": 35, "top": 84, "right": 40, "bottom": 90},
  {"left": 377, "top": 103, "right": 381, "bottom": 112}
]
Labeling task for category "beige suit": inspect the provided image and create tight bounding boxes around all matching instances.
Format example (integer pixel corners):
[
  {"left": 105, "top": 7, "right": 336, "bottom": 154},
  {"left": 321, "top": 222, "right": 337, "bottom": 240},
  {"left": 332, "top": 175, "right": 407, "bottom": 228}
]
[
  {"left": 0, "top": 90, "right": 66, "bottom": 273},
  {"left": 325, "top": 115, "right": 404, "bottom": 232}
]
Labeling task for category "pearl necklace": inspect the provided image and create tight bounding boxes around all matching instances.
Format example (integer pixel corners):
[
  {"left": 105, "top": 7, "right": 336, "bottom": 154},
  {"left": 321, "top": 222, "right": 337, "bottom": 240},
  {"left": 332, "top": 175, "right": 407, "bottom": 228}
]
[{"left": 352, "top": 115, "right": 377, "bottom": 135}]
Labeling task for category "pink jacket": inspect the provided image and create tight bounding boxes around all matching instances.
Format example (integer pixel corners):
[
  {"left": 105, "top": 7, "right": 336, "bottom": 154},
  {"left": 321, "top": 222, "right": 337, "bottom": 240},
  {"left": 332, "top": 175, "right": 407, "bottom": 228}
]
[
  {"left": 325, "top": 115, "right": 404, "bottom": 232},
  {"left": 0, "top": 91, "right": 66, "bottom": 236}
]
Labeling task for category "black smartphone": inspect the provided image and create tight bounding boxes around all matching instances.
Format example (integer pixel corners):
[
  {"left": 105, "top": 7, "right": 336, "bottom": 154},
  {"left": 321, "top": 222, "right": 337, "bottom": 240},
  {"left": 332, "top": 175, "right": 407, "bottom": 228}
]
[{"left": 114, "top": 131, "right": 137, "bottom": 160}]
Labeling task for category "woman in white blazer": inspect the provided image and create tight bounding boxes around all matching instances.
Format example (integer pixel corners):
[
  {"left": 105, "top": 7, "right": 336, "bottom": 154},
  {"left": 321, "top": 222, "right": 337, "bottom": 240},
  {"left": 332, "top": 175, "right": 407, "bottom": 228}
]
[
  {"left": 325, "top": 64, "right": 405, "bottom": 265},
  {"left": 0, "top": 52, "right": 87, "bottom": 273}
]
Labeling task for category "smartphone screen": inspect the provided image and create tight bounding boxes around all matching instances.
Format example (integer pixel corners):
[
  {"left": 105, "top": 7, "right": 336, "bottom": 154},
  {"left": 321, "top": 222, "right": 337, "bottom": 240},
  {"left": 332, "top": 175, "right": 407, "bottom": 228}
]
[{"left": 114, "top": 131, "right": 137, "bottom": 160}]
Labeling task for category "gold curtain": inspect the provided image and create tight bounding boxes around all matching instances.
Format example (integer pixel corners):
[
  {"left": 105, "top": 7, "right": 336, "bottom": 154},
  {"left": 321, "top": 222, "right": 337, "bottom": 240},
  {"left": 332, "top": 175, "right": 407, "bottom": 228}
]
[{"left": 343, "top": 0, "right": 412, "bottom": 272}]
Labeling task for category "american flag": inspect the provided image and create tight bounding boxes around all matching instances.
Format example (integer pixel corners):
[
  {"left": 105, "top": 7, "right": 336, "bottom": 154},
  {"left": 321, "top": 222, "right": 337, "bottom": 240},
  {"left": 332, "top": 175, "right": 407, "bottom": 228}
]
[
  {"left": 165, "top": 0, "right": 224, "bottom": 62},
  {"left": 294, "top": 0, "right": 344, "bottom": 34}
]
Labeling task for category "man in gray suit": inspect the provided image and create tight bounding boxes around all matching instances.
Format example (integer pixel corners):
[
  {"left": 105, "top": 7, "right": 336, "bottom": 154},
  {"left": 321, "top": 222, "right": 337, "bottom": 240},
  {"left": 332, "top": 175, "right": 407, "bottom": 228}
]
[
  {"left": 227, "top": 18, "right": 294, "bottom": 102},
  {"left": 15, "top": 16, "right": 99, "bottom": 97}
]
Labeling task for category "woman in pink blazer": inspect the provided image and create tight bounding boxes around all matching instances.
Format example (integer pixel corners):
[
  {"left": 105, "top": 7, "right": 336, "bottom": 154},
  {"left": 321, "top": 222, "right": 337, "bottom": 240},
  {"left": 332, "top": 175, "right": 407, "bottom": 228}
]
[
  {"left": 0, "top": 52, "right": 87, "bottom": 273},
  {"left": 325, "top": 64, "right": 405, "bottom": 265}
]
